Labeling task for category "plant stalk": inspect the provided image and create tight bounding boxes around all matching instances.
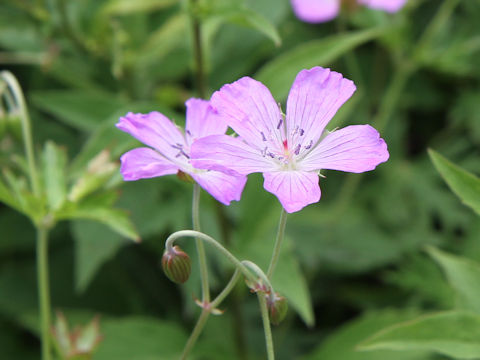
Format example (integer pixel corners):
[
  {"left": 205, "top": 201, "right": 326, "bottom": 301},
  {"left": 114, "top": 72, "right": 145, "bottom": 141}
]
[
  {"left": 267, "top": 209, "right": 288, "bottom": 279},
  {"left": 37, "top": 227, "right": 52, "bottom": 360},
  {"left": 257, "top": 293, "right": 275, "bottom": 360}
]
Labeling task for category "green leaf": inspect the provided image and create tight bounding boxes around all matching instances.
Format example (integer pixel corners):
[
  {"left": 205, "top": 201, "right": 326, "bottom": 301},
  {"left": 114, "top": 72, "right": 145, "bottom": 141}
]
[
  {"left": 0, "top": 176, "right": 22, "bottom": 213},
  {"left": 30, "top": 90, "right": 127, "bottom": 132},
  {"left": 428, "top": 149, "right": 480, "bottom": 216},
  {"left": 42, "top": 141, "right": 67, "bottom": 211},
  {"left": 211, "top": 6, "right": 281, "bottom": 46},
  {"left": 359, "top": 311, "right": 480, "bottom": 359},
  {"left": 426, "top": 246, "right": 480, "bottom": 313},
  {"left": 72, "top": 220, "right": 127, "bottom": 292},
  {"left": 95, "top": 317, "right": 187, "bottom": 360},
  {"left": 59, "top": 203, "right": 140, "bottom": 242},
  {"left": 302, "top": 309, "right": 427, "bottom": 360},
  {"left": 100, "top": 0, "right": 178, "bottom": 15},
  {"left": 255, "top": 28, "right": 383, "bottom": 100}
]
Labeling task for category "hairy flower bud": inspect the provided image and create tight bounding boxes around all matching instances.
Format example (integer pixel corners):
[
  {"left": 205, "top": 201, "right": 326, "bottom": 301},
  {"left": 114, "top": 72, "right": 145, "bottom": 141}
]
[
  {"left": 267, "top": 293, "right": 288, "bottom": 325},
  {"left": 162, "top": 245, "right": 191, "bottom": 284}
]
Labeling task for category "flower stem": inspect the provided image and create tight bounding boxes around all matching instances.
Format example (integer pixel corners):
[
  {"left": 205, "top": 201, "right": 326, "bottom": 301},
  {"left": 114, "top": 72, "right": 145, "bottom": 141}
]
[
  {"left": 257, "top": 293, "right": 275, "bottom": 360},
  {"left": 165, "top": 230, "right": 257, "bottom": 283},
  {"left": 181, "top": 309, "right": 209, "bottom": 360},
  {"left": 267, "top": 209, "right": 288, "bottom": 279},
  {"left": 210, "top": 270, "right": 241, "bottom": 308},
  {"left": 180, "top": 184, "right": 210, "bottom": 360},
  {"left": 37, "top": 227, "right": 52, "bottom": 360},
  {"left": 193, "top": 183, "right": 210, "bottom": 303}
]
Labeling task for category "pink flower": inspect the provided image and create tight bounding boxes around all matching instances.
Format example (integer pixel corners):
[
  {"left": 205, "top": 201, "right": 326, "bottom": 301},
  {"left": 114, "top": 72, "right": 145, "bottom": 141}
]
[
  {"left": 190, "top": 67, "right": 389, "bottom": 213},
  {"left": 291, "top": 0, "right": 407, "bottom": 23},
  {"left": 116, "top": 99, "right": 247, "bottom": 205}
]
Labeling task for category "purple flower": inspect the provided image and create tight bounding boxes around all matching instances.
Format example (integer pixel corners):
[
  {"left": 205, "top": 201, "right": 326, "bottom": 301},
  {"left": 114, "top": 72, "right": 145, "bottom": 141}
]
[
  {"left": 291, "top": 0, "right": 407, "bottom": 23},
  {"left": 116, "top": 99, "right": 247, "bottom": 205},
  {"left": 190, "top": 67, "right": 389, "bottom": 213}
]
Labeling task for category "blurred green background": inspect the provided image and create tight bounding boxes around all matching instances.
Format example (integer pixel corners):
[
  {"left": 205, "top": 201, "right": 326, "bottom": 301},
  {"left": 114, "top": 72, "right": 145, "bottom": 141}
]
[{"left": 1, "top": 0, "right": 480, "bottom": 359}]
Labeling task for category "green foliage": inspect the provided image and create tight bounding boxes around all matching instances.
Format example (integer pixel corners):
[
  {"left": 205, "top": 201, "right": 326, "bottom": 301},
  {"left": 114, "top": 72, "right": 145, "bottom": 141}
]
[
  {"left": 359, "top": 311, "right": 480, "bottom": 359},
  {"left": 429, "top": 149, "right": 480, "bottom": 216},
  {"left": 1, "top": 0, "right": 480, "bottom": 359}
]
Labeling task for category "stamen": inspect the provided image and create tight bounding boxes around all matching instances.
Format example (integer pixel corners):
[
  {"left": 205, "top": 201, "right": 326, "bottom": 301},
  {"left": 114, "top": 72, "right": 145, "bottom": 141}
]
[
  {"left": 171, "top": 144, "right": 183, "bottom": 150},
  {"left": 261, "top": 147, "right": 268, "bottom": 157},
  {"left": 305, "top": 140, "right": 313, "bottom": 150},
  {"left": 260, "top": 132, "right": 267, "bottom": 141},
  {"left": 299, "top": 128, "right": 305, "bottom": 136},
  {"left": 277, "top": 118, "right": 283, "bottom": 129},
  {"left": 294, "top": 144, "right": 301, "bottom": 155},
  {"left": 268, "top": 152, "right": 275, "bottom": 158}
]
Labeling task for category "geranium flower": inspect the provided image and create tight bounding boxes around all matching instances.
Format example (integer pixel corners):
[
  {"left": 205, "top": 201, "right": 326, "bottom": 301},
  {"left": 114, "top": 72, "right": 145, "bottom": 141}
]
[
  {"left": 116, "top": 99, "right": 247, "bottom": 205},
  {"left": 190, "top": 67, "right": 389, "bottom": 213},
  {"left": 291, "top": 0, "right": 406, "bottom": 23}
]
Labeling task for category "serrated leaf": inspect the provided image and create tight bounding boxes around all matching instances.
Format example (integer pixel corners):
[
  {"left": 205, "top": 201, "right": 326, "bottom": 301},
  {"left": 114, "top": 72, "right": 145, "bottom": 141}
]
[
  {"left": 359, "top": 311, "right": 480, "bottom": 359},
  {"left": 427, "top": 246, "right": 480, "bottom": 314},
  {"left": 428, "top": 149, "right": 480, "bottom": 216},
  {"left": 42, "top": 141, "right": 67, "bottom": 211},
  {"left": 100, "top": 0, "right": 178, "bottom": 15},
  {"left": 255, "top": 28, "right": 383, "bottom": 100}
]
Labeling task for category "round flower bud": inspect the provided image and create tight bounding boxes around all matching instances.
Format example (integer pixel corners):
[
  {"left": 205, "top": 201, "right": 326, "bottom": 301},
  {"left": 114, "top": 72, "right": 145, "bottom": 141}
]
[
  {"left": 162, "top": 245, "right": 191, "bottom": 284},
  {"left": 267, "top": 293, "right": 288, "bottom": 325}
]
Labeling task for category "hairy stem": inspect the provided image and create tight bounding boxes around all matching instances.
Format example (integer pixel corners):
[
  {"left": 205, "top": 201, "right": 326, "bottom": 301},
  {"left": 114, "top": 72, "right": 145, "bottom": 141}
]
[
  {"left": 190, "top": 0, "right": 207, "bottom": 98},
  {"left": 37, "top": 227, "right": 52, "bottom": 360},
  {"left": 181, "top": 309, "right": 209, "bottom": 360},
  {"left": 267, "top": 209, "right": 288, "bottom": 279}
]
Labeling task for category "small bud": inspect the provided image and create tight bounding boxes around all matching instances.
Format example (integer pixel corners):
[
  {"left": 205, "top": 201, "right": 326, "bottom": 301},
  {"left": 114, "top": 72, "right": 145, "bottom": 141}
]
[
  {"left": 162, "top": 245, "right": 191, "bottom": 284},
  {"left": 176, "top": 170, "right": 194, "bottom": 184},
  {"left": 267, "top": 293, "right": 288, "bottom": 325}
]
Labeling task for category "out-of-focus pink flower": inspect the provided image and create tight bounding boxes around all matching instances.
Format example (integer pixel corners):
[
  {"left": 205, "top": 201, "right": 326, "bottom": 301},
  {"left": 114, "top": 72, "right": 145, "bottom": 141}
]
[
  {"left": 191, "top": 67, "right": 389, "bottom": 213},
  {"left": 291, "top": 0, "right": 406, "bottom": 23},
  {"left": 116, "top": 99, "right": 247, "bottom": 205}
]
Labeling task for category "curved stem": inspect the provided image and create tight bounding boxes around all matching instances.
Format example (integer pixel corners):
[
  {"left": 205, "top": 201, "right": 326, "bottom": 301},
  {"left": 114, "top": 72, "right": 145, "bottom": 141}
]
[
  {"left": 257, "top": 293, "right": 275, "bottom": 360},
  {"left": 0, "top": 71, "right": 40, "bottom": 197},
  {"left": 166, "top": 230, "right": 256, "bottom": 283},
  {"left": 267, "top": 209, "right": 288, "bottom": 279},
  {"left": 210, "top": 270, "right": 241, "bottom": 308},
  {"left": 37, "top": 227, "right": 52, "bottom": 360}
]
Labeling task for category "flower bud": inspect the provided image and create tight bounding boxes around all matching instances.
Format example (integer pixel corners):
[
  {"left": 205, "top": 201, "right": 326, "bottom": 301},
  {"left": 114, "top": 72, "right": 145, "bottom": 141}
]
[
  {"left": 267, "top": 293, "right": 288, "bottom": 325},
  {"left": 162, "top": 245, "right": 191, "bottom": 284}
]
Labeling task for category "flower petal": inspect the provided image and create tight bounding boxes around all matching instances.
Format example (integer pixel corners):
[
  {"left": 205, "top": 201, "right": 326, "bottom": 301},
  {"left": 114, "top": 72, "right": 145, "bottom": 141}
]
[
  {"left": 291, "top": 0, "right": 340, "bottom": 23},
  {"left": 286, "top": 67, "right": 356, "bottom": 159},
  {"left": 191, "top": 171, "right": 247, "bottom": 205},
  {"left": 185, "top": 98, "right": 228, "bottom": 145},
  {"left": 263, "top": 171, "right": 321, "bottom": 213},
  {"left": 358, "top": 0, "right": 407, "bottom": 13},
  {"left": 116, "top": 112, "right": 187, "bottom": 163},
  {"left": 210, "top": 77, "right": 284, "bottom": 153},
  {"left": 190, "top": 134, "right": 277, "bottom": 176},
  {"left": 300, "top": 125, "right": 389, "bottom": 173},
  {"left": 120, "top": 147, "right": 179, "bottom": 181}
]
